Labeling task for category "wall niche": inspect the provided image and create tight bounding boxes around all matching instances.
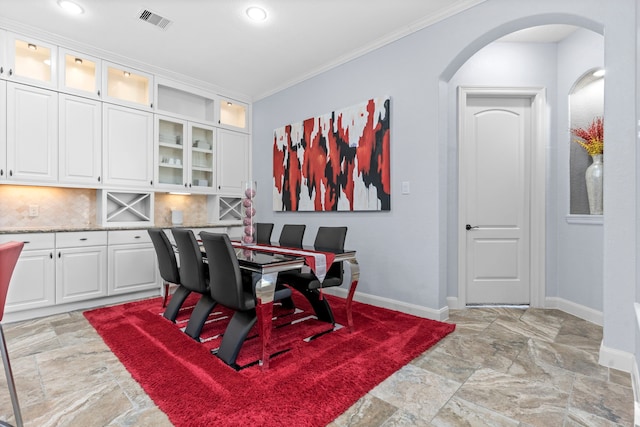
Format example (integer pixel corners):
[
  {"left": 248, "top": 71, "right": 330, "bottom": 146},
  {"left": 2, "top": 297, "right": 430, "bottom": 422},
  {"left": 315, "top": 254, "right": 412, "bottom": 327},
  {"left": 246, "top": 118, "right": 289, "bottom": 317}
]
[{"left": 569, "top": 69, "right": 604, "bottom": 215}]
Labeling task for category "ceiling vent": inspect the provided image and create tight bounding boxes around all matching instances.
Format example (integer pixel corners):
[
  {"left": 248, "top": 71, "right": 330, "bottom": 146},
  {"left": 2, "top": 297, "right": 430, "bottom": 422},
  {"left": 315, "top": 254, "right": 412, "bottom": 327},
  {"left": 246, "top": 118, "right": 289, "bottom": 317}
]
[{"left": 137, "top": 8, "right": 172, "bottom": 30}]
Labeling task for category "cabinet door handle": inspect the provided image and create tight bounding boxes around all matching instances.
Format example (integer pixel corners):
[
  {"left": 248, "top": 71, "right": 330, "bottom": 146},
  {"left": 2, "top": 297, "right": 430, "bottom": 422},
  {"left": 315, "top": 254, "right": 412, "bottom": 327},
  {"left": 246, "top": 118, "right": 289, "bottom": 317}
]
[
  {"left": 8, "top": 69, "right": 12, "bottom": 76},
  {"left": 9, "top": 170, "right": 12, "bottom": 177},
  {"left": 58, "top": 252, "right": 61, "bottom": 258},
  {"left": 134, "top": 235, "right": 141, "bottom": 239},
  {"left": 150, "top": 103, "right": 153, "bottom": 108},
  {"left": 79, "top": 238, "right": 88, "bottom": 241},
  {"left": 50, "top": 252, "right": 53, "bottom": 259},
  {"left": 150, "top": 180, "right": 153, "bottom": 186},
  {"left": 0, "top": 66, "right": 3, "bottom": 74},
  {"left": 22, "top": 241, "right": 30, "bottom": 245},
  {"left": 97, "top": 90, "right": 101, "bottom": 96},
  {"left": 97, "top": 176, "right": 101, "bottom": 182},
  {"left": 0, "top": 169, "right": 3, "bottom": 176}
]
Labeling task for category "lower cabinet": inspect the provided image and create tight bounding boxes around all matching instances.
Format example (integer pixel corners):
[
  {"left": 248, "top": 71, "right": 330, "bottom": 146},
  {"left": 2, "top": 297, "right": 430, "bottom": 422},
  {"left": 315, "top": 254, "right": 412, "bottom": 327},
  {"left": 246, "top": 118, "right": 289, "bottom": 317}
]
[
  {"left": 0, "top": 233, "right": 55, "bottom": 313},
  {"left": 0, "top": 229, "right": 159, "bottom": 318},
  {"left": 55, "top": 231, "right": 108, "bottom": 304},
  {"left": 107, "top": 229, "right": 159, "bottom": 295}
]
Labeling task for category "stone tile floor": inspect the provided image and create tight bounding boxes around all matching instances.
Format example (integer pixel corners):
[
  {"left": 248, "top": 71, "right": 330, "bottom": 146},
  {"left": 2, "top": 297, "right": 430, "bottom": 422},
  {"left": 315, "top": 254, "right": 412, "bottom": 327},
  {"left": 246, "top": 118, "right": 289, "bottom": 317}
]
[{"left": 0, "top": 305, "right": 634, "bottom": 426}]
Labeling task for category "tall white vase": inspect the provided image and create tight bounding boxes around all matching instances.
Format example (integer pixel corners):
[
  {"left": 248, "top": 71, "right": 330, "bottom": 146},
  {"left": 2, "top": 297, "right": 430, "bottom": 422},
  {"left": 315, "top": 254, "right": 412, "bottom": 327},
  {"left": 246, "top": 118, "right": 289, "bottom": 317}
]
[{"left": 585, "top": 154, "right": 603, "bottom": 215}]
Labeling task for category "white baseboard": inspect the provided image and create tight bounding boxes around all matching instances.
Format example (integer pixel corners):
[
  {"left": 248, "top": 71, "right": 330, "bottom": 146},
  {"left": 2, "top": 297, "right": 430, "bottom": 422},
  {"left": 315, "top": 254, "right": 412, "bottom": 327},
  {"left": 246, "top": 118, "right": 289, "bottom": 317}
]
[
  {"left": 599, "top": 341, "right": 634, "bottom": 372},
  {"left": 545, "top": 296, "right": 603, "bottom": 326},
  {"left": 632, "top": 357, "right": 640, "bottom": 426},
  {"left": 3, "top": 289, "right": 159, "bottom": 324},
  {"left": 447, "top": 296, "right": 464, "bottom": 310},
  {"left": 323, "top": 287, "right": 449, "bottom": 322}
]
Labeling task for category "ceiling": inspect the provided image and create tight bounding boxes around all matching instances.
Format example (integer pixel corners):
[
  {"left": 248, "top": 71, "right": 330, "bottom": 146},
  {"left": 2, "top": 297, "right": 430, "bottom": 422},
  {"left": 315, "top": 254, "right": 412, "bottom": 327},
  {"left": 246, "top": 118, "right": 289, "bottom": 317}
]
[{"left": 0, "top": 1, "right": 577, "bottom": 100}]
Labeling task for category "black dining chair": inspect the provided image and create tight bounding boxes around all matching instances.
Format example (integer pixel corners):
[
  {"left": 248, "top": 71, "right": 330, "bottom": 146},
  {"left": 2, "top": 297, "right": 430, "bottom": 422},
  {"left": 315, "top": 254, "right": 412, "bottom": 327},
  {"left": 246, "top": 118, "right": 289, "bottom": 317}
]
[
  {"left": 171, "top": 229, "right": 215, "bottom": 340},
  {"left": 278, "top": 224, "right": 306, "bottom": 248},
  {"left": 200, "top": 231, "right": 292, "bottom": 368},
  {"left": 277, "top": 226, "right": 347, "bottom": 325},
  {"left": 255, "top": 223, "right": 274, "bottom": 244},
  {"left": 148, "top": 229, "right": 190, "bottom": 322}
]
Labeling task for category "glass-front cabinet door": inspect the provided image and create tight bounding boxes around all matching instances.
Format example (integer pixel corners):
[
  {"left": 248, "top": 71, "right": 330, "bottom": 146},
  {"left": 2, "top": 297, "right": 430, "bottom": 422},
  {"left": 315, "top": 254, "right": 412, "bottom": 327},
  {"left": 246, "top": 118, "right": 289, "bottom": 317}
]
[
  {"left": 156, "top": 116, "right": 187, "bottom": 190},
  {"left": 218, "top": 98, "right": 249, "bottom": 132},
  {"left": 103, "top": 61, "right": 153, "bottom": 110},
  {"left": 188, "top": 123, "right": 215, "bottom": 192},
  {"left": 5, "top": 33, "right": 57, "bottom": 89},
  {"left": 59, "top": 48, "right": 101, "bottom": 99}
]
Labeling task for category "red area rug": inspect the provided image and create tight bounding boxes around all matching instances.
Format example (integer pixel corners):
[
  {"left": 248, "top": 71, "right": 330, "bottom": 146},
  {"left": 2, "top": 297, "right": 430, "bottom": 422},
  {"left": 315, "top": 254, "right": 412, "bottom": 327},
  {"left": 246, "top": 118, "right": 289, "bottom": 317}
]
[{"left": 84, "top": 293, "right": 455, "bottom": 427}]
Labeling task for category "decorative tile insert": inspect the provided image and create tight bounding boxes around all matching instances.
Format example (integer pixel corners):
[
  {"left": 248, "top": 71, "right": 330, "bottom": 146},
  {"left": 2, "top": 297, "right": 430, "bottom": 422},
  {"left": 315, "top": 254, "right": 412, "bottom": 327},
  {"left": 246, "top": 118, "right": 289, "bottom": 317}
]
[{"left": 154, "top": 193, "right": 208, "bottom": 227}]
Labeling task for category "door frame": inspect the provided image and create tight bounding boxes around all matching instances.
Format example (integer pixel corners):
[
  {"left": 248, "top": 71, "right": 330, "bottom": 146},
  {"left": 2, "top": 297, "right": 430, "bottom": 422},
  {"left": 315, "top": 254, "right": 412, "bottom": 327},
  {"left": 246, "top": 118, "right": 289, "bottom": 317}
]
[{"left": 457, "top": 87, "right": 546, "bottom": 307}]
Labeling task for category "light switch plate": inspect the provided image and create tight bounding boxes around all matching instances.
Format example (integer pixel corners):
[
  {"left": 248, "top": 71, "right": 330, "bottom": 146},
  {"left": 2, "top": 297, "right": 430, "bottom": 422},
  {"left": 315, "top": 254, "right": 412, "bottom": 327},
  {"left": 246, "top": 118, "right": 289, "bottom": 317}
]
[{"left": 401, "top": 181, "right": 410, "bottom": 195}]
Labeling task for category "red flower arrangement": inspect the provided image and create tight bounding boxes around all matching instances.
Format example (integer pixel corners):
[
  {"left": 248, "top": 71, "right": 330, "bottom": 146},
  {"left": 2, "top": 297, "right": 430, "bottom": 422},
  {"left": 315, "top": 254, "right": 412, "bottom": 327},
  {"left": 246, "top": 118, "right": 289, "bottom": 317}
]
[{"left": 571, "top": 116, "right": 604, "bottom": 156}]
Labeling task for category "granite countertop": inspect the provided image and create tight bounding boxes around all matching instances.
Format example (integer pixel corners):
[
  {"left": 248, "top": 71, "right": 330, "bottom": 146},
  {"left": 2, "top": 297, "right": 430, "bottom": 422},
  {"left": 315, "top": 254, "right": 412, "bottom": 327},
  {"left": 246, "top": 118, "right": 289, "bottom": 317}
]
[{"left": 0, "top": 223, "right": 235, "bottom": 234}]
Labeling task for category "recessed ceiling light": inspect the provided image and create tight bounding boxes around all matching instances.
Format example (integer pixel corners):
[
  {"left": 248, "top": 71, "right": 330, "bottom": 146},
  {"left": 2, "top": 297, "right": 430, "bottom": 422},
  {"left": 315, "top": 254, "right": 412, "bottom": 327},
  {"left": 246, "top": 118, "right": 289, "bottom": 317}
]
[
  {"left": 58, "top": 0, "right": 84, "bottom": 15},
  {"left": 246, "top": 6, "right": 267, "bottom": 22},
  {"left": 593, "top": 69, "right": 605, "bottom": 77},
  {"left": 28, "top": 43, "right": 37, "bottom": 50}
]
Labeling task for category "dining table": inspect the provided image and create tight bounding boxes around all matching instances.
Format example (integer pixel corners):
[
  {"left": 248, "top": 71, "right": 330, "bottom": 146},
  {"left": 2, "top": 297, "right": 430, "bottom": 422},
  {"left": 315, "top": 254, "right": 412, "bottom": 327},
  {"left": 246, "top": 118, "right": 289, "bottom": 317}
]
[{"left": 229, "top": 241, "right": 359, "bottom": 371}]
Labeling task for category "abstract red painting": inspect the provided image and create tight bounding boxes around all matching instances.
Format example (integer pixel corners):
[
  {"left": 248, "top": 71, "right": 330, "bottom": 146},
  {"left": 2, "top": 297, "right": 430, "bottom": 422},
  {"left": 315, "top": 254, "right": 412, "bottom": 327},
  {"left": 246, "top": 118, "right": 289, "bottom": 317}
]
[{"left": 273, "top": 97, "right": 390, "bottom": 211}]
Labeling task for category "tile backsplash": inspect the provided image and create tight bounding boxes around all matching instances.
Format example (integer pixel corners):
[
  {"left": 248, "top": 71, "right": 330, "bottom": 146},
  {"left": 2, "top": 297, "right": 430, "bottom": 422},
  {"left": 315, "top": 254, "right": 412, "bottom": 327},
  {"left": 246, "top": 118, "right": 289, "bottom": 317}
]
[
  {"left": 0, "top": 186, "right": 97, "bottom": 229},
  {"left": 154, "top": 193, "right": 208, "bottom": 226},
  {"left": 0, "top": 186, "right": 209, "bottom": 229}
]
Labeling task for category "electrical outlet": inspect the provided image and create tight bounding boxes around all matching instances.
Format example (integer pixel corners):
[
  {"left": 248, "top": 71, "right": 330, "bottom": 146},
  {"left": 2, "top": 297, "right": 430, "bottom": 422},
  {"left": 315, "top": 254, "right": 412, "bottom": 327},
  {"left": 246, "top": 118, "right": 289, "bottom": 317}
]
[{"left": 28, "top": 205, "right": 39, "bottom": 217}]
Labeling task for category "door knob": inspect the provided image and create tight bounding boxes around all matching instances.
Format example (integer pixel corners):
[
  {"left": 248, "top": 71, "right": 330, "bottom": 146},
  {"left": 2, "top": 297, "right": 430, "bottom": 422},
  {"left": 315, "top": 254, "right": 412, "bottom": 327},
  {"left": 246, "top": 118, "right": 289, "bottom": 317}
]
[{"left": 465, "top": 224, "right": 479, "bottom": 230}]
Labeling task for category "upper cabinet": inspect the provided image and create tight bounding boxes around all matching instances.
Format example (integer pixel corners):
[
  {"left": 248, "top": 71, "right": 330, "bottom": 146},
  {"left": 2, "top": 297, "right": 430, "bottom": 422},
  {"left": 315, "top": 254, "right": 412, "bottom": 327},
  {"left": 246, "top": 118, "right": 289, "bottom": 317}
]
[
  {"left": 216, "top": 128, "right": 249, "bottom": 194},
  {"left": 103, "top": 103, "right": 153, "bottom": 188},
  {"left": 218, "top": 97, "right": 249, "bottom": 132},
  {"left": 155, "top": 115, "right": 215, "bottom": 193},
  {"left": 6, "top": 83, "right": 58, "bottom": 183},
  {"left": 58, "top": 94, "right": 102, "bottom": 186},
  {"left": 59, "top": 48, "right": 102, "bottom": 99},
  {"left": 2, "top": 32, "right": 57, "bottom": 90},
  {"left": 156, "top": 79, "right": 215, "bottom": 123},
  {"left": 102, "top": 61, "right": 153, "bottom": 110}
]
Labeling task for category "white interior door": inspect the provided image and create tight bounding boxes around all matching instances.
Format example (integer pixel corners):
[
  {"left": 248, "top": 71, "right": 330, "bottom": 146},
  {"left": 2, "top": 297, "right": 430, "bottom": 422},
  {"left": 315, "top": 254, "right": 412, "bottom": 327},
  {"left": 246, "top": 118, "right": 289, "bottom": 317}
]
[{"left": 462, "top": 95, "right": 532, "bottom": 304}]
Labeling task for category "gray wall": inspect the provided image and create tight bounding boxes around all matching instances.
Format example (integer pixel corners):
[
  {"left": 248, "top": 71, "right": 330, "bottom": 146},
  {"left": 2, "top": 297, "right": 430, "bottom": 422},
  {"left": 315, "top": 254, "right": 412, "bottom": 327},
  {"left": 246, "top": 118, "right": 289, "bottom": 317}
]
[{"left": 252, "top": 0, "right": 636, "bottom": 358}]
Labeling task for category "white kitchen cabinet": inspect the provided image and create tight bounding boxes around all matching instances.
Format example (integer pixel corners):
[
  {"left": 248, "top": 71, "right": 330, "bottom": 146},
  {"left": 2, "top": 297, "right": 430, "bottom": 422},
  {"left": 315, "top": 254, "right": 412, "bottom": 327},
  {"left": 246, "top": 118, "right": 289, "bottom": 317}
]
[
  {"left": 0, "top": 30, "right": 6, "bottom": 80},
  {"left": 216, "top": 128, "right": 249, "bottom": 194},
  {"left": 59, "top": 94, "right": 102, "bottom": 185},
  {"left": 0, "top": 80, "right": 6, "bottom": 181},
  {"left": 6, "top": 82, "right": 58, "bottom": 183},
  {"left": 0, "top": 233, "right": 55, "bottom": 314},
  {"left": 102, "top": 61, "right": 153, "bottom": 110},
  {"left": 2, "top": 32, "right": 57, "bottom": 89},
  {"left": 107, "top": 229, "right": 159, "bottom": 295},
  {"left": 58, "top": 48, "right": 102, "bottom": 99},
  {"left": 55, "top": 231, "right": 107, "bottom": 304},
  {"left": 103, "top": 103, "right": 154, "bottom": 188},
  {"left": 217, "top": 97, "right": 249, "bottom": 133},
  {"left": 156, "top": 116, "right": 215, "bottom": 193}
]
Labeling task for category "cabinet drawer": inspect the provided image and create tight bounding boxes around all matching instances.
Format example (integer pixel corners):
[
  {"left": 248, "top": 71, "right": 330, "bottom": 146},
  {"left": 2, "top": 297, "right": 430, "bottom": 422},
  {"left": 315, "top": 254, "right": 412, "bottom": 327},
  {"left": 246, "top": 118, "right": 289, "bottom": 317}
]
[
  {"left": 108, "top": 229, "right": 152, "bottom": 245},
  {"left": 56, "top": 231, "right": 108, "bottom": 248},
  {"left": 0, "top": 233, "right": 54, "bottom": 250}
]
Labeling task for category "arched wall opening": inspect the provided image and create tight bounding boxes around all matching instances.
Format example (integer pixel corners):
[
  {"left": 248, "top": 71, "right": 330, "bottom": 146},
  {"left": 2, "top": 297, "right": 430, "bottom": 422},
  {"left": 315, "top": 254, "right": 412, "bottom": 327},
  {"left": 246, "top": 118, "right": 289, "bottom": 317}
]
[{"left": 438, "top": 17, "right": 604, "bottom": 318}]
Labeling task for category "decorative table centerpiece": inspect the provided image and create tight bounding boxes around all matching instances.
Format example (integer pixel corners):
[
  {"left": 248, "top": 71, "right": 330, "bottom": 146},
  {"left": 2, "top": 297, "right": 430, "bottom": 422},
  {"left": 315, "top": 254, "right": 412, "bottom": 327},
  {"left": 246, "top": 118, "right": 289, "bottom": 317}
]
[{"left": 242, "top": 181, "right": 257, "bottom": 244}]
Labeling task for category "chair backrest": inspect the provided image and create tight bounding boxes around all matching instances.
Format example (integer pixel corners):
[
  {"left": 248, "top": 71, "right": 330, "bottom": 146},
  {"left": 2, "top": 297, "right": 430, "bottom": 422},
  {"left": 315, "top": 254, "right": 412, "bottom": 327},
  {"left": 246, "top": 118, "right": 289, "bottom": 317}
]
[
  {"left": 255, "top": 223, "right": 274, "bottom": 245},
  {"left": 0, "top": 241, "right": 24, "bottom": 321},
  {"left": 148, "top": 228, "right": 180, "bottom": 285},
  {"left": 200, "top": 232, "right": 254, "bottom": 311},
  {"left": 172, "top": 229, "right": 209, "bottom": 294},
  {"left": 314, "top": 227, "right": 348, "bottom": 280},
  {"left": 279, "top": 224, "right": 306, "bottom": 248}
]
